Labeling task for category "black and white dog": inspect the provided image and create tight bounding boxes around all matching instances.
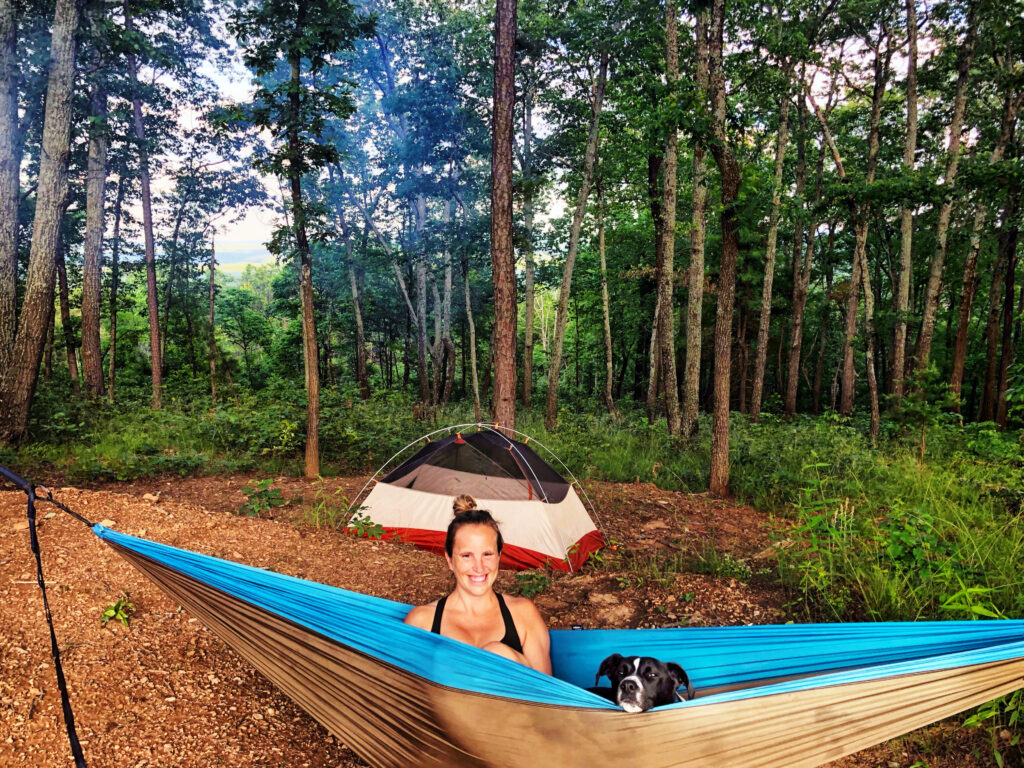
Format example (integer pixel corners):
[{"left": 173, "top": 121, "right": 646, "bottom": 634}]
[{"left": 595, "top": 654, "right": 696, "bottom": 713}]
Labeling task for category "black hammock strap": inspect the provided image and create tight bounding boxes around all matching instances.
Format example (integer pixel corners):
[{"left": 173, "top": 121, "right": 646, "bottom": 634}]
[{"left": 1, "top": 465, "right": 90, "bottom": 768}]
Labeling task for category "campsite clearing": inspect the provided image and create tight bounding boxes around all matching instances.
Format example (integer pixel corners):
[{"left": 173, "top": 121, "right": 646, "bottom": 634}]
[{"left": 0, "top": 476, "right": 996, "bottom": 767}]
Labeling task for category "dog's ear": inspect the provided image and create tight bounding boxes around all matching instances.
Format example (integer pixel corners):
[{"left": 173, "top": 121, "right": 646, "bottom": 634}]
[
  {"left": 667, "top": 662, "right": 696, "bottom": 701},
  {"left": 596, "top": 654, "right": 623, "bottom": 686}
]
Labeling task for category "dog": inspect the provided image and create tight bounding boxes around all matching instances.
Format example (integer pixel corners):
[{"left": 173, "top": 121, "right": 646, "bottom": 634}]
[{"left": 595, "top": 654, "right": 695, "bottom": 712}]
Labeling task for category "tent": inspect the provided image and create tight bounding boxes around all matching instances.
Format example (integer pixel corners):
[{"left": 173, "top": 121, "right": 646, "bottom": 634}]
[{"left": 355, "top": 426, "right": 604, "bottom": 571}]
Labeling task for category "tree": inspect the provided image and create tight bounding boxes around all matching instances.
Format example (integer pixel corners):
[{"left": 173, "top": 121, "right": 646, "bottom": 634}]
[
  {"left": 0, "top": 0, "right": 83, "bottom": 442},
  {"left": 491, "top": 0, "right": 517, "bottom": 432},
  {"left": 228, "top": 0, "right": 370, "bottom": 478}
]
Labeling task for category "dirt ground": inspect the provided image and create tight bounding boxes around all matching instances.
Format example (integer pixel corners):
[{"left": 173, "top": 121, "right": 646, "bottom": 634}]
[{"left": 0, "top": 474, "right": 1002, "bottom": 767}]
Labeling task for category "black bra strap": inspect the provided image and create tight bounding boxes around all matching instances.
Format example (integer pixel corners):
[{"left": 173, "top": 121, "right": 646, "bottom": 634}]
[{"left": 430, "top": 595, "right": 447, "bottom": 634}]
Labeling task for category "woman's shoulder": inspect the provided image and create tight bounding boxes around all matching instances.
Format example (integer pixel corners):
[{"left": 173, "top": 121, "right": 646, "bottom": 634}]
[
  {"left": 404, "top": 600, "right": 441, "bottom": 630},
  {"left": 502, "top": 594, "right": 545, "bottom": 624}
]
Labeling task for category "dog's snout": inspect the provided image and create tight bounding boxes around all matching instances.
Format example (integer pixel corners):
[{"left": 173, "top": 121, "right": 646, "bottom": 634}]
[{"left": 620, "top": 678, "right": 638, "bottom": 694}]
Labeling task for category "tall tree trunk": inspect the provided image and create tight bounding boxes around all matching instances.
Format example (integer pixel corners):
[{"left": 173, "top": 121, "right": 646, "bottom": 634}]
[
  {"left": 646, "top": 150, "right": 665, "bottom": 417},
  {"left": 707, "top": 0, "right": 741, "bottom": 497},
  {"left": 982, "top": 180, "right": 1020, "bottom": 422},
  {"left": 43, "top": 300, "right": 54, "bottom": 382},
  {"left": 0, "top": 0, "right": 82, "bottom": 442},
  {"left": 544, "top": 51, "right": 609, "bottom": 430},
  {"left": 287, "top": 49, "right": 320, "bottom": 479},
  {"left": 596, "top": 177, "right": 618, "bottom": 419},
  {"left": 682, "top": 8, "right": 710, "bottom": 437},
  {"left": 891, "top": 0, "right": 918, "bottom": 398},
  {"left": 813, "top": 233, "right": 835, "bottom": 414},
  {"left": 107, "top": 175, "right": 123, "bottom": 400},
  {"left": 126, "top": 6, "right": 162, "bottom": 409},
  {"left": 491, "top": 0, "right": 517, "bottom": 432},
  {"left": 950, "top": 92, "right": 1021, "bottom": 399},
  {"left": 0, "top": 0, "right": 19, "bottom": 376},
  {"left": 464, "top": 259, "right": 481, "bottom": 422},
  {"left": 979, "top": 233, "right": 1009, "bottom": 422},
  {"left": 208, "top": 235, "right": 217, "bottom": 403},
  {"left": 916, "top": 1, "right": 978, "bottom": 369},
  {"left": 81, "top": 61, "right": 107, "bottom": 398},
  {"left": 656, "top": 3, "right": 681, "bottom": 435},
  {"left": 522, "top": 82, "right": 536, "bottom": 408},
  {"left": 55, "top": 238, "right": 80, "bottom": 396},
  {"left": 785, "top": 99, "right": 818, "bottom": 416},
  {"left": 336, "top": 198, "right": 368, "bottom": 399},
  {"left": 750, "top": 89, "right": 792, "bottom": 419}
]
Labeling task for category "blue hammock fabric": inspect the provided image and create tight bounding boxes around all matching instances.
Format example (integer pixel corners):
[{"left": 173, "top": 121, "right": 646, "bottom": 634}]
[{"left": 93, "top": 525, "right": 1024, "bottom": 709}]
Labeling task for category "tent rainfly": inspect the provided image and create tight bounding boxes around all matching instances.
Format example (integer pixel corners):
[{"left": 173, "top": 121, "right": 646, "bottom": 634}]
[{"left": 357, "top": 428, "right": 603, "bottom": 570}]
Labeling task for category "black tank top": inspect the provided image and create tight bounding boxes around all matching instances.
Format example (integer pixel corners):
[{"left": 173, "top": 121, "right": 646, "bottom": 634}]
[{"left": 430, "top": 593, "right": 524, "bottom": 654}]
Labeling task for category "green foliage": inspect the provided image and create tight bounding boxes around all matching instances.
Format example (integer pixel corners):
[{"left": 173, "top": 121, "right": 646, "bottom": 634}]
[
  {"left": 238, "top": 478, "right": 286, "bottom": 517},
  {"left": 302, "top": 478, "right": 348, "bottom": 529},
  {"left": 964, "top": 689, "right": 1022, "bottom": 768},
  {"left": 689, "top": 541, "right": 752, "bottom": 582},
  {"left": 514, "top": 570, "right": 552, "bottom": 598},
  {"left": 345, "top": 511, "right": 384, "bottom": 539},
  {"left": 101, "top": 595, "right": 134, "bottom": 628}
]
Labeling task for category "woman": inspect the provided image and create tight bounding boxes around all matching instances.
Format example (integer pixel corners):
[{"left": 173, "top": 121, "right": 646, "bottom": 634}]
[{"left": 404, "top": 495, "right": 551, "bottom": 674}]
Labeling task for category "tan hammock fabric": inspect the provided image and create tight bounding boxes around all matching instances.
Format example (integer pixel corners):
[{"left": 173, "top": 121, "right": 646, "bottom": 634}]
[{"left": 110, "top": 541, "right": 1024, "bottom": 768}]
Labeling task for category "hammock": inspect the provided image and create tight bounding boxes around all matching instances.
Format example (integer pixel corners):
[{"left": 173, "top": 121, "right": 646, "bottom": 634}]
[{"left": 90, "top": 524, "right": 1024, "bottom": 768}]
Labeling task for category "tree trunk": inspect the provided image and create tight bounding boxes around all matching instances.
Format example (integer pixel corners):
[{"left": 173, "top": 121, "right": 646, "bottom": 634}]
[
  {"left": 707, "top": 0, "right": 741, "bottom": 497},
  {"left": 81, "top": 63, "right": 107, "bottom": 398},
  {"left": 682, "top": 7, "right": 709, "bottom": 437},
  {"left": 337, "top": 202, "right": 369, "bottom": 399},
  {"left": 464, "top": 260, "right": 481, "bottom": 421},
  {"left": 0, "top": 0, "right": 19, "bottom": 376},
  {"left": 287, "top": 49, "right": 319, "bottom": 479},
  {"left": 596, "top": 177, "right": 618, "bottom": 419},
  {"left": 979, "top": 234, "right": 1009, "bottom": 423},
  {"left": 544, "top": 50, "right": 609, "bottom": 430},
  {"left": 522, "top": 83, "right": 536, "bottom": 408},
  {"left": 750, "top": 89, "right": 792, "bottom": 420},
  {"left": 43, "top": 300, "right": 54, "bottom": 382},
  {"left": 208, "top": 235, "right": 217, "bottom": 403},
  {"left": 656, "top": 3, "right": 681, "bottom": 435},
  {"left": 982, "top": 180, "right": 1020, "bottom": 423},
  {"left": 106, "top": 175, "right": 124, "bottom": 400},
  {"left": 785, "top": 100, "right": 819, "bottom": 416},
  {"left": 916, "top": 1, "right": 979, "bottom": 370},
  {"left": 126, "top": 6, "right": 162, "bottom": 409},
  {"left": 995, "top": 239, "right": 1018, "bottom": 427},
  {"left": 891, "top": 0, "right": 919, "bottom": 398},
  {"left": 646, "top": 293, "right": 662, "bottom": 415},
  {"left": 55, "top": 238, "right": 80, "bottom": 397},
  {"left": 950, "top": 92, "right": 1020, "bottom": 399},
  {"left": 0, "top": 0, "right": 81, "bottom": 442},
  {"left": 491, "top": 0, "right": 517, "bottom": 432}
]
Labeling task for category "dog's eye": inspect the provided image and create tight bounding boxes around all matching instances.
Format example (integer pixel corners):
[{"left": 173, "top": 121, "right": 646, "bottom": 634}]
[
  {"left": 619, "top": 664, "right": 630, "bottom": 675},
  {"left": 644, "top": 671, "right": 657, "bottom": 680}
]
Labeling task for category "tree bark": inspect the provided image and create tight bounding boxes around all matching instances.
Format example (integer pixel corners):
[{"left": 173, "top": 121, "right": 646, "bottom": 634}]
[
  {"left": 491, "top": 0, "right": 517, "bottom": 432},
  {"left": 750, "top": 89, "right": 792, "bottom": 419},
  {"left": 544, "top": 50, "right": 609, "bottom": 430},
  {"left": 208, "top": 235, "right": 217, "bottom": 403},
  {"left": 126, "top": 6, "right": 162, "bottom": 409},
  {"left": 107, "top": 175, "right": 124, "bottom": 400},
  {"left": 522, "top": 82, "right": 536, "bottom": 407},
  {"left": 682, "top": 8, "right": 710, "bottom": 437},
  {"left": 81, "top": 61, "right": 107, "bottom": 398},
  {"left": 596, "top": 176, "right": 618, "bottom": 419},
  {"left": 287, "top": 49, "right": 320, "bottom": 479},
  {"left": 464, "top": 259, "right": 481, "bottom": 422},
  {"left": 950, "top": 91, "right": 1021, "bottom": 400},
  {"left": 891, "top": 0, "right": 918, "bottom": 398},
  {"left": 707, "top": 0, "right": 741, "bottom": 497},
  {"left": 0, "top": 0, "right": 19, "bottom": 376},
  {"left": 55, "top": 238, "right": 80, "bottom": 397},
  {"left": 0, "top": 0, "right": 82, "bottom": 442},
  {"left": 982, "top": 181, "right": 1020, "bottom": 423},
  {"left": 915, "top": 1, "right": 978, "bottom": 370},
  {"left": 995, "top": 232, "right": 1018, "bottom": 427},
  {"left": 656, "top": 3, "right": 681, "bottom": 435}
]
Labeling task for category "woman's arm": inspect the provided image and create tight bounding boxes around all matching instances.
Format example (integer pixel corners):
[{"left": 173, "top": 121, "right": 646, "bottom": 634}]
[
  {"left": 510, "top": 597, "right": 552, "bottom": 675},
  {"left": 404, "top": 603, "right": 435, "bottom": 631}
]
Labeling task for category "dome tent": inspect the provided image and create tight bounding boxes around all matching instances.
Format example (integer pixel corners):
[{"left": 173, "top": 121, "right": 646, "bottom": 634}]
[{"left": 354, "top": 425, "right": 604, "bottom": 571}]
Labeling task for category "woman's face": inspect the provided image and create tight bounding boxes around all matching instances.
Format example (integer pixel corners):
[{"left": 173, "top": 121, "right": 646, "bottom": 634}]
[{"left": 446, "top": 523, "right": 500, "bottom": 595}]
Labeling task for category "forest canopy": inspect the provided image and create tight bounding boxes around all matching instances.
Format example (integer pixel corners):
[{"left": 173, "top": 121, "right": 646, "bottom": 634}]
[{"left": 0, "top": 0, "right": 1022, "bottom": 492}]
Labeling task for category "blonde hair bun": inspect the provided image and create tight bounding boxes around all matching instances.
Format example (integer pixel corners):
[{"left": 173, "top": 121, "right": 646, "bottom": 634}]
[{"left": 452, "top": 494, "right": 477, "bottom": 515}]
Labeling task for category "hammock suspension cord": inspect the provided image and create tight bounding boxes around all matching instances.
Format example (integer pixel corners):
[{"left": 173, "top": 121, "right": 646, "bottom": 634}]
[{"left": 1, "top": 465, "right": 91, "bottom": 767}]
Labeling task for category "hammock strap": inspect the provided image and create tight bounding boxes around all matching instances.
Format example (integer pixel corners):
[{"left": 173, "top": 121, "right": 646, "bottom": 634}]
[{"left": 1, "top": 465, "right": 89, "bottom": 768}]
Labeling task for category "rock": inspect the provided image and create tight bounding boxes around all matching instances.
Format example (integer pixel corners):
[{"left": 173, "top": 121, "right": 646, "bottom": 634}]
[
  {"left": 596, "top": 604, "right": 634, "bottom": 624},
  {"left": 588, "top": 592, "right": 619, "bottom": 606},
  {"left": 11, "top": 521, "right": 28, "bottom": 531},
  {"left": 143, "top": 493, "right": 160, "bottom": 503},
  {"left": 99, "top": 519, "right": 117, "bottom": 529},
  {"left": 641, "top": 520, "right": 669, "bottom": 532}
]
